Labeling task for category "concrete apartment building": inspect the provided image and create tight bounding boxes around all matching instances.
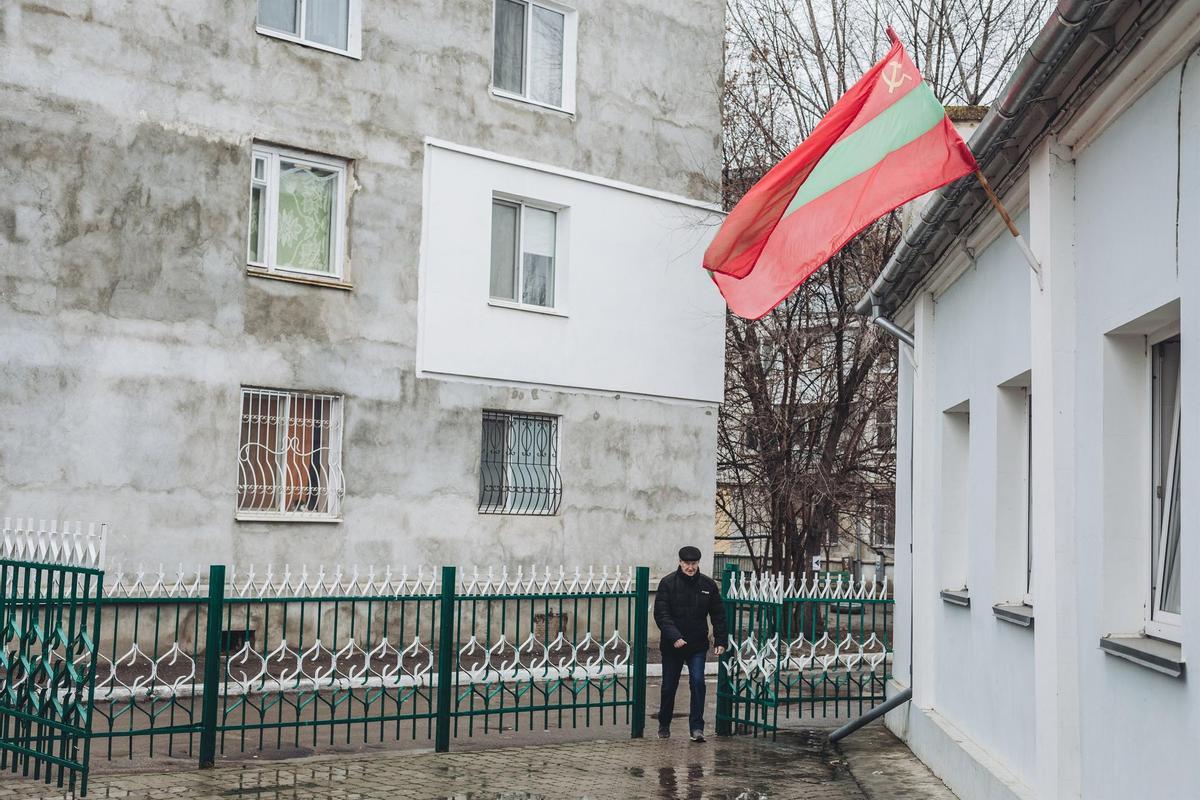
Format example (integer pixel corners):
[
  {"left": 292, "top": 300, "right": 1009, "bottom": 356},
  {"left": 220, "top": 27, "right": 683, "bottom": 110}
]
[
  {"left": 0, "top": 1, "right": 726, "bottom": 570},
  {"left": 859, "top": 0, "right": 1200, "bottom": 797}
]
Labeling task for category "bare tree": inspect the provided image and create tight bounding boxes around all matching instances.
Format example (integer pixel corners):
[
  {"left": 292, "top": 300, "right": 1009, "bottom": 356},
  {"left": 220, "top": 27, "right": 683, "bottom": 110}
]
[{"left": 717, "top": 0, "right": 1046, "bottom": 575}]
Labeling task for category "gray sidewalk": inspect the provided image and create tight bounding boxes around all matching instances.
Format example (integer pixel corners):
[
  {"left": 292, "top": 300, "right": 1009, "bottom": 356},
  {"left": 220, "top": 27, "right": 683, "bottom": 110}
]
[{"left": 0, "top": 721, "right": 955, "bottom": 800}]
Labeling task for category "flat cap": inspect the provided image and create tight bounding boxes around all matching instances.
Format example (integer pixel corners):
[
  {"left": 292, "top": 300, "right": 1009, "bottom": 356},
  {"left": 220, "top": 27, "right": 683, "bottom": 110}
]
[{"left": 678, "top": 546, "right": 702, "bottom": 561}]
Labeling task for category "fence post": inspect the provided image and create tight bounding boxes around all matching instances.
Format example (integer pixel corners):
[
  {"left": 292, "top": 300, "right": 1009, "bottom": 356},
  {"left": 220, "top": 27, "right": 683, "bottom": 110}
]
[
  {"left": 434, "top": 565, "right": 456, "bottom": 753},
  {"left": 198, "top": 564, "right": 225, "bottom": 768},
  {"left": 630, "top": 566, "right": 650, "bottom": 739},
  {"left": 715, "top": 563, "right": 737, "bottom": 737}
]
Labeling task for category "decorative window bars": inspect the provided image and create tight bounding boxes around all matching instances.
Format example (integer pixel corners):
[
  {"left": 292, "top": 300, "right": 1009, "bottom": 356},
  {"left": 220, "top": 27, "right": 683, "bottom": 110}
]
[
  {"left": 237, "top": 388, "right": 345, "bottom": 520},
  {"left": 479, "top": 411, "right": 562, "bottom": 515}
]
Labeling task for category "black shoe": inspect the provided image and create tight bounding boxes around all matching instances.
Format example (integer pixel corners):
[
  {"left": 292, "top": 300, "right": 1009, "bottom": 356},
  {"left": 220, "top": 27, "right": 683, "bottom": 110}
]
[
  {"left": 690, "top": 730, "right": 705, "bottom": 742},
  {"left": 657, "top": 729, "right": 670, "bottom": 739}
]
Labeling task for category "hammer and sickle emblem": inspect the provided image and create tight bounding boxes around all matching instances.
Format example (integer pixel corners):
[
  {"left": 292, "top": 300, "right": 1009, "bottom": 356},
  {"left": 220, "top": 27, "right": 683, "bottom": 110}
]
[{"left": 882, "top": 62, "right": 913, "bottom": 93}]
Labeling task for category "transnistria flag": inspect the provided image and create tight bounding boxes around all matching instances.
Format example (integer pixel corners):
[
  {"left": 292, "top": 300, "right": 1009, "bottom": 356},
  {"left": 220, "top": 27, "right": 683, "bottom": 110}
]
[{"left": 706, "top": 28, "right": 978, "bottom": 319}]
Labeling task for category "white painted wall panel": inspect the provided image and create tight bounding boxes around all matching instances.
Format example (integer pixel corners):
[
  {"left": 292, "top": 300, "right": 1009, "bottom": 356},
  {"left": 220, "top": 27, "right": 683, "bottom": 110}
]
[
  {"left": 418, "top": 142, "right": 726, "bottom": 402},
  {"left": 927, "top": 214, "right": 1036, "bottom": 791},
  {"left": 1072, "top": 61, "right": 1200, "bottom": 800},
  {"left": 896, "top": 59, "right": 1200, "bottom": 800}
]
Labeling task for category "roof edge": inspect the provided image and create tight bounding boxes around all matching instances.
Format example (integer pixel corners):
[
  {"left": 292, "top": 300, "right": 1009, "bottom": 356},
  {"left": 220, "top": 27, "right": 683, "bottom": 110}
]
[{"left": 856, "top": 0, "right": 1176, "bottom": 318}]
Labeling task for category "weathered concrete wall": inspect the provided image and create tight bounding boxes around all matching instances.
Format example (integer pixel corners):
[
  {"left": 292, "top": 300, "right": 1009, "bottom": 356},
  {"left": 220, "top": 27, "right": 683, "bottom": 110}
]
[{"left": 0, "top": 1, "right": 725, "bottom": 572}]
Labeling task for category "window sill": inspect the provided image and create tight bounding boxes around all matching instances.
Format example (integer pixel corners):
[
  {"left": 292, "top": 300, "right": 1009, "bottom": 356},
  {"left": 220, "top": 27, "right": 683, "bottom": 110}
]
[
  {"left": 256, "top": 27, "right": 361, "bottom": 59},
  {"left": 1099, "top": 634, "right": 1185, "bottom": 678},
  {"left": 992, "top": 603, "right": 1034, "bottom": 628},
  {"left": 247, "top": 267, "right": 353, "bottom": 291},
  {"left": 487, "top": 299, "right": 568, "bottom": 318},
  {"left": 489, "top": 87, "right": 575, "bottom": 117},
  {"left": 940, "top": 588, "right": 970, "bottom": 608},
  {"left": 235, "top": 513, "right": 343, "bottom": 524}
]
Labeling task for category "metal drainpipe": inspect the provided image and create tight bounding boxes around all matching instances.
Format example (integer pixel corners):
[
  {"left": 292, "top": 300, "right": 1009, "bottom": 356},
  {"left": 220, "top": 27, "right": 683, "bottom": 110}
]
[
  {"left": 825, "top": 302, "right": 916, "bottom": 743},
  {"left": 869, "top": 303, "right": 915, "bottom": 348},
  {"left": 829, "top": 688, "right": 913, "bottom": 743}
]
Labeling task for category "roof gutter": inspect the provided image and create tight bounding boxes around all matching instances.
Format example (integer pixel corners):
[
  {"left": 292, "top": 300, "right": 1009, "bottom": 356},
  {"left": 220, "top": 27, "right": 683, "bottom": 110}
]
[{"left": 855, "top": 0, "right": 1145, "bottom": 317}]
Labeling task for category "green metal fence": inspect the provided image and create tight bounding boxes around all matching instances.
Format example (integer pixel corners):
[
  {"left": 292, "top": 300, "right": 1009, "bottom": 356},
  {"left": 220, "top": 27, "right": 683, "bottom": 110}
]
[
  {"left": 716, "top": 568, "right": 894, "bottom": 737},
  {"left": 0, "top": 559, "right": 103, "bottom": 796},
  {"left": 87, "top": 563, "right": 651, "bottom": 767}
]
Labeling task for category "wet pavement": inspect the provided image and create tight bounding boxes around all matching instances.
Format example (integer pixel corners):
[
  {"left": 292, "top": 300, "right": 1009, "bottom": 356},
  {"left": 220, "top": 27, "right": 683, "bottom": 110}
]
[{"left": 2, "top": 730, "right": 878, "bottom": 800}]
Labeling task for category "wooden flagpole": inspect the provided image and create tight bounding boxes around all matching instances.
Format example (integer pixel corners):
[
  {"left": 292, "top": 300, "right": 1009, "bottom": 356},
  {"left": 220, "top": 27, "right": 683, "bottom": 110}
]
[{"left": 974, "top": 170, "right": 1043, "bottom": 289}]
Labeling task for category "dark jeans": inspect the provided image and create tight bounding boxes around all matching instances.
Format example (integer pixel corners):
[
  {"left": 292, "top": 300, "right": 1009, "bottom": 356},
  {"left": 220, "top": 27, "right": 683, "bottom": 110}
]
[{"left": 658, "top": 648, "right": 706, "bottom": 733}]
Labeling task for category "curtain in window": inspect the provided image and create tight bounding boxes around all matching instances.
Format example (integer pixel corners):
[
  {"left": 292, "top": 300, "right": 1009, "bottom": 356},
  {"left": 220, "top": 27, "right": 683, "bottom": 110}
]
[
  {"left": 494, "top": 0, "right": 526, "bottom": 94},
  {"left": 238, "top": 392, "right": 283, "bottom": 512},
  {"left": 521, "top": 207, "right": 555, "bottom": 306},
  {"left": 276, "top": 161, "right": 336, "bottom": 273},
  {"left": 283, "top": 394, "right": 332, "bottom": 513},
  {"left": 258, "top": 0, "right": 299, "bottom": 34},
  {"left": 490, "top": 201, "right": 519, "bottom": 300},
  {"left": 529, "top": 6, "right": 564, "bottom": 106},
  {"left": 306, "top": 0, "right": 349, "bottom": 50}
]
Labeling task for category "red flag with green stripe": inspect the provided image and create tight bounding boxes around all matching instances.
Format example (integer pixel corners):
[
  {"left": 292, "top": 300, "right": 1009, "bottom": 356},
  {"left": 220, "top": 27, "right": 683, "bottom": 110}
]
[{"left": 706, "top": 28, "right": 977, "bottom": 319}]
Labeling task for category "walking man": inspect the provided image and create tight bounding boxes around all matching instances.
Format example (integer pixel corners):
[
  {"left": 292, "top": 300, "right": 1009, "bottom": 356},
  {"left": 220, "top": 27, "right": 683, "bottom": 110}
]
[{"left": 653, "top": 545, "right": 727, "bottom": 742}]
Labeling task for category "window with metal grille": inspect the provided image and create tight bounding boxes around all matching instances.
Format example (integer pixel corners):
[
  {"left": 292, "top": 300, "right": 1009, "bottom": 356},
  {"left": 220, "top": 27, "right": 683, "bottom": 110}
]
[
  {"left": 237, "top": 388, "right": 345, "bottom": 520},
  {"left": 478, "top": 411, "right": 562, "bottom": 515}
]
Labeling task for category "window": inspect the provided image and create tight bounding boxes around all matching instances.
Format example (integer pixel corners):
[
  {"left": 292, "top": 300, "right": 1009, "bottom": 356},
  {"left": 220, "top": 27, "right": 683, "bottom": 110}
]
[
  {"left": 248, "top": 145, "right": 349, "bottom": 283},
  {"left": 996, "top": 382, "right": 1032, "bottom": 605},
  {"left": 479, "top": 411, "right": 562, "bottom": 515},
  {"left": 492, "top": 0, "right": 576, "bottom": 111},
  {"left": 490, "top": 198, "right": 559, "bottom": 308},
  {"left": 257, "top": 0, "right": 362, "bottom": 57},
  {"left": 876, "top": 408, "right": 895, "bottom": 450},
  {"left": 237, "top": 388, "right": 345, "bottom": 520},
  {"left": 1149, "top": 336, "right": 1182, "bottom": 637},
  {"left": 871, "top": 499, "right": 895, "bottom": 546},
  {"left": 940, "top": 405, "right": 970, "bottom": 590},
  {"left": 1024, "top": 392, "right": 1033, "bottom": 602}
]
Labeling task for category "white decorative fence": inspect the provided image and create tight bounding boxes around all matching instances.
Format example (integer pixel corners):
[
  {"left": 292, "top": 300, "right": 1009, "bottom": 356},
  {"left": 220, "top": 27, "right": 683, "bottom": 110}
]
[{"left": 1, "top": 517, "right": 107, "bottom": 569}]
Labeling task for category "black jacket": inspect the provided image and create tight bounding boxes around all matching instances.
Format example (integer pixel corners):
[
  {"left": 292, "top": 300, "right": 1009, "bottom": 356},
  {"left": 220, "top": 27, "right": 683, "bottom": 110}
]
[{"left": 653, "top": 569, "right": 728, "bottom": 655}]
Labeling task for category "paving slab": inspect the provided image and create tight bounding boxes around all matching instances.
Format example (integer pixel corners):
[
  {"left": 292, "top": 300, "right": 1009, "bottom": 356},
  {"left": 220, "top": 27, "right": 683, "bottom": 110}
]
[{"left": 3, "top": 731, "right": 871, "bottom": 800}]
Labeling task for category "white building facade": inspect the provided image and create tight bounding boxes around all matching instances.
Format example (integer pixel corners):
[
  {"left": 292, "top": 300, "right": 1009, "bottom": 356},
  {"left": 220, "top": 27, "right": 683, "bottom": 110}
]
[
  {"left": 859, "top": 1, "right": 1200, "bottom": 797},
  {"left": 0, "top": 1, "right": 725, "bottom": 571}
]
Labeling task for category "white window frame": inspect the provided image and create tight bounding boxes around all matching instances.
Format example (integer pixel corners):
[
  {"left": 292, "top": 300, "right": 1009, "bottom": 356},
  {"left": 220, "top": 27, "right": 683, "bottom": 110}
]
[
  {"left": 256, "top": 0, "right": 363, "bottom": 59},
  {"left": 235, "top": 387, "right": 346, "bottom": 523},
  {"left": 488, "top": 193, "right": 567, "bottom": 314},
  {"left": 1147, "top": 324, "right": 1182, "bottom": 640},
  {"left": 247, "top": 144, "right": 349, "bottom": 285},
  {"left": 490, "top": 0, "right": 578, "bottom": 114}
]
